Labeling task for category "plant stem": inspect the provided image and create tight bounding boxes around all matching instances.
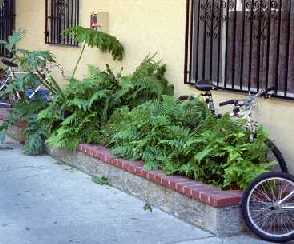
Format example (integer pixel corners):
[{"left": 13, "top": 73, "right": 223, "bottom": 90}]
[{"left": 72, "top": 43, "right": 86, "bottom": 79}]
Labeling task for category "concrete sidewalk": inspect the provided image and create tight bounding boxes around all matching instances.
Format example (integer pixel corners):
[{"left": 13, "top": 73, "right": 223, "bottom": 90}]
[{"left": 0, "top": 146, "right": 270, "bottom": 244}]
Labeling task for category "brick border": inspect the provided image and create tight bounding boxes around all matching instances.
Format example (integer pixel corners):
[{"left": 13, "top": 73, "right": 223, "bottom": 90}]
[
  {"left": 78, "top": 144, "right": 242, "bottom": 208},
  {"left": 0, "top": 109, "right": 9, "bottom": 121}
]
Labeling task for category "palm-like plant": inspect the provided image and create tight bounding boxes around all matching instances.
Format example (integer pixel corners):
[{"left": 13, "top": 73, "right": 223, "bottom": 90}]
[{"left": 64, "top": 26, "right": 125, "bottom": 78}]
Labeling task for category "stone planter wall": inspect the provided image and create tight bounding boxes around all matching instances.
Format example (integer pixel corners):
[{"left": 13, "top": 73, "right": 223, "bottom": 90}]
[
  {"left": 47, "top": 144, "right": 245, "bottom": 237},
  {"left": 0, "top": 108, "right": 26, "bottom": 144}
]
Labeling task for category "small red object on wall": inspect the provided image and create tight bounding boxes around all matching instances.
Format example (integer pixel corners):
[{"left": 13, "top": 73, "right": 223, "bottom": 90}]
[{"left": 90, "top": 13, "right": 102, "bottom": 30}]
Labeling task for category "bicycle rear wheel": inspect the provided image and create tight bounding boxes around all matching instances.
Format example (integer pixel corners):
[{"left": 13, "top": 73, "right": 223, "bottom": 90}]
[
  {"left": 266, "top": 139, "right": 288, "bottom": 174},
  {"left": 242, "top": 172, "right": 294, "bottom": 243}
]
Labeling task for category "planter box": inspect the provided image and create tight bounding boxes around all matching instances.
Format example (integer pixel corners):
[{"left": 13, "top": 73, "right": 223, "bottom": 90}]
[{"left": 47, "top": 144, "right": 245, "bottom": 237}]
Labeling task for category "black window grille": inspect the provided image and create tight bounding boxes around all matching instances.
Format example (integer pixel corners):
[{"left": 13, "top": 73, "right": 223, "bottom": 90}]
[
  {"left": 45, "top": 0, "right": 79, "bottom": 46},
  {"left": 0, "top": 0, "right": 15, "bottom": 57},
  {"left": 185, "top": 0, "right": 294, "bottom": 100}
]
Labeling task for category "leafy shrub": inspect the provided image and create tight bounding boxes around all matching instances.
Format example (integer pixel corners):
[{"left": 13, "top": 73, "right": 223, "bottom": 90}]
[
  {"left": 101, "top": 96, "right": 271, "bottom": 190},
  {"left": 39, "top": 56, "right": 174, "bottom": 150},
  {"left": 0, "top": 32, "right": 63, "bottom": 98},
  {"left": 0, "top": 32, "right": 63, "bottom": 155},
  {"left": 116, "top": 55, "right": 174, "bottom": 108}
]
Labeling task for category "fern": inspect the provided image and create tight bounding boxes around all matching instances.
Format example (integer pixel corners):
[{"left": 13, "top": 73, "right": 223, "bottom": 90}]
[
  {"left": 40, "top": 56, "right": 174, "bottom": 151},
  {"left": 101, "top": 97, "right": 271, "bottom": 190}
]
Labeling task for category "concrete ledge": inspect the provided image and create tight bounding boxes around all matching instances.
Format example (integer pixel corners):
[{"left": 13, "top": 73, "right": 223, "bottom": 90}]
[
  {"left": 47, "top": 144, "right": 246, "bottom": 236},
  {"left": 0, "top": 108, "right": 26, "bottom": 144}
]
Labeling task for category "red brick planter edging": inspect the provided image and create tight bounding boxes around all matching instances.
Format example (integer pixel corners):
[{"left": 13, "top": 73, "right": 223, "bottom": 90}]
[
  {"left": 0, "top": 109, "right": 27, "bottom": 129},
  {"left": 77, "top": 144, "right": 242, "bottom": 208},
  {"left": 0, "top": 110, "right": 8, "bottom": 121}
]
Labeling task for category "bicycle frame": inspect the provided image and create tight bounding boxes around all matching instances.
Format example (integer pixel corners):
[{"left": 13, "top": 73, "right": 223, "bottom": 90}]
[{"left": 0, "top": 66, "right": 43, "bottom": 104}]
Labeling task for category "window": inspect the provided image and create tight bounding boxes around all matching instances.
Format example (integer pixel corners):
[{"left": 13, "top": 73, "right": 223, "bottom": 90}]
[
  {"left": 184, "top": 0, "right": 294, "bottom": 99},
  {"left": 45, "top": 0, "right": 79, "bottom": 46},
  {"left": 0, "top": 0, "right": 15, "bottom": 57}
]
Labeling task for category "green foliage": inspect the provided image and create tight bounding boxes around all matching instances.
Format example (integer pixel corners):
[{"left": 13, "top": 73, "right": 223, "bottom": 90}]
[
  {"left": 23, "top": 114, "right": 47, "bottom": 155},
  {"left": 0, "top": 32, "right": 63, "bottom": 97},
  {"left": 101, "top": 97, "right": 271, "bottom": 190},
  {"left": 143, "top": 203, "right": 153, "bottom": 212},
  {"left": 40, "top": 65, "right": 121, "bottom": 150},
  {"left": 0, "top": 31, "right": 25, "bottom": 55},
  {"left": 40, "top": 56, "right": 174, "bottom": 151},
  {"left": 92, "top": 176, "right": 111, "bottom": 186},
  {"left": 100, "top": 96, "right": 209, "bottom": 169},
  {"left": 116, "top": 55, "right": 174, "bottom": 108},
  {"left": 15, "top": 50, "right": 62, "bottom": 96},
  {"left": 64, "top": 26, "right": 124, "bottom": 61}
]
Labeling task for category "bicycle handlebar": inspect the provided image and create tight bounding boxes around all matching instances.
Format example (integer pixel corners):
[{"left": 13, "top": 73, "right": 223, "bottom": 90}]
[
  {"left": 219, "top": 100, "right": 238, "bottom": 107},
  {"left": 258, "top": 87, "right": 275, "bottom": 97},
  {"left": 1, "top": 58, "right": 18, "bottom": 68},
  {"left": 219, "top": 87, "right": 276, "bottom": 108}
]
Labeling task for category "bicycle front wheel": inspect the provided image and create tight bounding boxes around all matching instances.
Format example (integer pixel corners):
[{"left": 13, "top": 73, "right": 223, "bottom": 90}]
[{"left": 242, "top": 172, "right": 294, "bottom": 243}]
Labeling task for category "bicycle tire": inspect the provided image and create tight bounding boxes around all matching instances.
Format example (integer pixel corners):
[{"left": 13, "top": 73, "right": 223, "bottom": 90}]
[
  {"left": 266, "top": 139, "right": 289, "bottom": 174},
  {"left": 242, "top": 172, "right": 294, "bottom": 243}
]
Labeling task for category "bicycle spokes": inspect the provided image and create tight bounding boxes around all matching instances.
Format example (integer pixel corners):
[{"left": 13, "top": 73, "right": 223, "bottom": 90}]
[{"left": 248, "top": 177, "right": 294, "bottom": 238}]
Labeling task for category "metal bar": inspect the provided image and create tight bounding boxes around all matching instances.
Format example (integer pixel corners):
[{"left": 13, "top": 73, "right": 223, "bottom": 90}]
[
  {"left": 239, "top": 0, "right": 246, "bottom": 90},
  {"left": 45, "top": 0, "right": 48, "bottom": 43},
  {"left": 216, "top": 86, "right": 294, "bottom": 100},
  {"left": 57, "top": 1, "right": 62, "bottom": 44},
  {"left": 209, "top": 0, "right": 214, "bottom": 80},
  {"left": 63, "top": 0, "right": 66, "bottom": 44},
  {"left": 224, "top": 0, "right": 230, "bottom": 88},
  {"left": 75, "top": 0, "right": 79, "bottom": 46},
  {"left": 3, "top": 0, "right": 7, "bottom": 55},
  {"left": 248, "top": 0, "right": 254, "bottom": 92},
  {"left": 217, "top": 0, "right": 223, "bottom": 86},
  {"left": 51, "top": 0, "right": 55, "bottom": 44},
  {"left": 202, "top": 0, "right": 207, "bottom": 79},
  {"left": 231, "top": 0, "right": 237, "bottom": 88},
  {"left": 0, "top": 2, "right": 3, "bottom": 56},
  {"left": 66, "top": 0, "right": 70, "bottom": 44},
  {"left": 265, "top": 0, "right": 272, "bottom": 90},
  {"left": 12, "top": 0, "right": 15, "bottom": 31},
  {"left": 70, "top": 0, "right": 74, "bottom": 45},
  {"left": 189, "top": 0, "right": 194, "bottom": 82},
  {"left": 194, "top": 0, "right": 201, "bottom": 81},
  {"left": 284, "top": 0, "right": 291, "bottom": 97},
  {"left": 256, "top": 0, "right": 263, "bottom": 91},
  {"left": 184, "top": 0, "right": 190, "bottom": 83},
  {"left": 274, "top": 0, "right": 282, "bottom": 94}
]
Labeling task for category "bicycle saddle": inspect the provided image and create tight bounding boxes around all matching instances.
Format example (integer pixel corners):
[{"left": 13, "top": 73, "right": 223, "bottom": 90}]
[
  {"left": 1, "top": 58, "right": 18, "bottom": 68},
  {"left": 193, "top": 80, "right": 217, "bottom": 92}
]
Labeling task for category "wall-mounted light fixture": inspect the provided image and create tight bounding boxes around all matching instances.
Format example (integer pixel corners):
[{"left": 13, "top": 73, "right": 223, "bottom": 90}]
[
  {"left": 90, "top": 11, "right": 109, "bottom": 32},
  {"left": 90, "top": 12, "right": 102, "bottom": 30}
]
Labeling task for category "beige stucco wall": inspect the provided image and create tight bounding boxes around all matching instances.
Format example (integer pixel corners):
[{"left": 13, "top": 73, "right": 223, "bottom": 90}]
[{"left": 15, "top": 0, "right": 294, "bottom": 172}]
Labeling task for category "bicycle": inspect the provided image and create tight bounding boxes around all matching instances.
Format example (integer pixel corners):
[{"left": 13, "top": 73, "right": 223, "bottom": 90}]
[
  {"left": 0, "top": 58, "right": 49, "bottom": 105},
  {"left": 188, "top": 80, "right": 288, "bottom": 174},
  {"left": 191, "top": 80, "right": 293, "bottom": 243},
  {"left": 0, "top": 58, "right": 20, "bottom": 107}
]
